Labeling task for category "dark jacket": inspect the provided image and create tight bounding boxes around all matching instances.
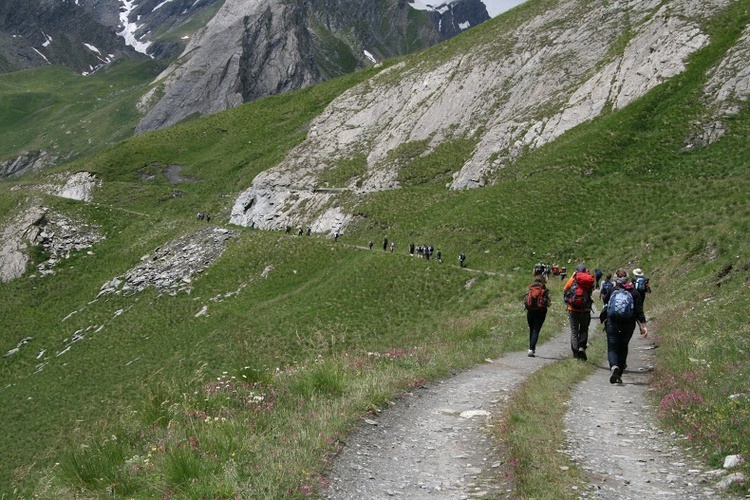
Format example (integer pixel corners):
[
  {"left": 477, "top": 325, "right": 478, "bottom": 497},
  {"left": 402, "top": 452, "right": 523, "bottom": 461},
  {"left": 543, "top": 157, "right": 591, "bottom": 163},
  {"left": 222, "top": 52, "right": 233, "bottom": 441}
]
[{"left": 600, "top": 283, "right": 646, "bottom": 326}]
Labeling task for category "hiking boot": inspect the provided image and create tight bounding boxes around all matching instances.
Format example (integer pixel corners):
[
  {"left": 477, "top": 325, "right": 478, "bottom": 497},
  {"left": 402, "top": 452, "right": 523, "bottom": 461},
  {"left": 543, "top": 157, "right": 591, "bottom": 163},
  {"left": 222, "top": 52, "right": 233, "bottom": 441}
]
[
  {"left": 578, "top": 349, "right": 587, "bottom": 361},
  {"left": 528, "top": 349, "right": 535, "bottom": 357},
  {"left": 610, "top": 366, "right": 621, "bottom": 384}
]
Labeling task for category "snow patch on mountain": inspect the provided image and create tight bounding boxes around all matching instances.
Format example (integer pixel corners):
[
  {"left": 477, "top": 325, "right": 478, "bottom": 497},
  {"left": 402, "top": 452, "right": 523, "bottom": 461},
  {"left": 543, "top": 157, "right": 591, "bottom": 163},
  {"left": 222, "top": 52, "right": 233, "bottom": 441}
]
[{"left": 117, "top": 0, "right": 151, "bottom": 55}]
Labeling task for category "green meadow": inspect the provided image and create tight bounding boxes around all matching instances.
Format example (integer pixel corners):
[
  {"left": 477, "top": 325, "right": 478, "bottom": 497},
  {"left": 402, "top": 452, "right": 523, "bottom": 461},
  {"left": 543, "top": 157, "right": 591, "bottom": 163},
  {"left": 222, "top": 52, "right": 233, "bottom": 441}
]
[{"left": 0, "top": 1, "right": 748, "bottom": 497}]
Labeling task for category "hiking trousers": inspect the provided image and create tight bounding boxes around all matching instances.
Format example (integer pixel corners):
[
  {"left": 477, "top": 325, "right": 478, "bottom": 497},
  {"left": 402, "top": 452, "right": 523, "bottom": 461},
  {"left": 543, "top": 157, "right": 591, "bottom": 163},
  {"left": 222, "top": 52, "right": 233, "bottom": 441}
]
[
  {"left": 526, "top": 309, "right": 547, "bottom": 352},
  {"left": 568, "top": 310, "right": 591, "bottom": 355},
  {"left": 605, "top": 320, "right": 636, "bottom": 370}
]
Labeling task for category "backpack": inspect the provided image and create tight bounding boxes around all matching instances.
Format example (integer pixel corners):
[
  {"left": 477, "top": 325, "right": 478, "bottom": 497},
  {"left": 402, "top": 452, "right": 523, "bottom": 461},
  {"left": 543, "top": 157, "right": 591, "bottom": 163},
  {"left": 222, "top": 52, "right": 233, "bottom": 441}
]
[
  {"left": 564, "top": 272, "right": 595, "bottom": 311},
  {"left": 607, "top": 288, "right": 635, "bottom": 321},
  {"left": 600, "top": 280, "right": 614, "bottom": 303},
  {"left": 633, "top": 276, "right": 647, "bottom": 293},
  {"left": 525, "top": 284, "right": 548, "bottom": 311}
]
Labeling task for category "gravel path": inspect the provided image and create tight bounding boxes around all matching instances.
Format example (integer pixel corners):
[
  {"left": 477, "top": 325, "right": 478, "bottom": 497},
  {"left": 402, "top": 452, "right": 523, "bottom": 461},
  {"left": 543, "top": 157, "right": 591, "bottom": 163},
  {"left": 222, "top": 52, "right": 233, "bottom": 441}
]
[
  {"left": 323, "top": 330, "right": 571, "bottom": 499},
  {"left": 564, "top": 325, "right": 722, "bottom": 499},
  {"left": 323, "top": 323, "right": 725, "bottom": 499}
]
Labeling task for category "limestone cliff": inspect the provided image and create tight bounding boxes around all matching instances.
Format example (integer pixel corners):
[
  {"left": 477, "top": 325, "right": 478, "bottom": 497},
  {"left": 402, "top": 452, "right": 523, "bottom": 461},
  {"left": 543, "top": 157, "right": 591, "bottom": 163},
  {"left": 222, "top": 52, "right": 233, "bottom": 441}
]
[
  {"left": 135, "top": 0, "right": 489, "bottom": 133},
  {"left": 230, "top": 0, "right": 746, "bottom": 234}
]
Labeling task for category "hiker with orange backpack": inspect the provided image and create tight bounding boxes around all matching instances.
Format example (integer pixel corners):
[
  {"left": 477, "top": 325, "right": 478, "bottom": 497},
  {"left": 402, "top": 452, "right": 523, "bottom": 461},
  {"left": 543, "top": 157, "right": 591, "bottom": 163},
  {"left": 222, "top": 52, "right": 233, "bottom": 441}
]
[
  {"left": 524, "top": 268, "right": 551, "bottom": 357},
  {"left": 563, "top": 264, "right": 595, "bottom": 360}
]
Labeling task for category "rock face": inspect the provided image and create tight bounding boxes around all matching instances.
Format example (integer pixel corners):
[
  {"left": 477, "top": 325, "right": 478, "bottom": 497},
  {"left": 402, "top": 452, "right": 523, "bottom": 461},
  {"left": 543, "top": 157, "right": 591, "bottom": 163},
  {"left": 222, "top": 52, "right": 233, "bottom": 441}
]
[
  {"left": 0, "top": 151, "right": 57, "bottom": 180},
  {"left": 0, "top": 0, "right": 224, "bottom": 74},
  {"left": 230, "top": 0, "right": 740, "bottom": 233},
  {"left": 35, "top": 172, "right": 101, "bottom": 203},
  {"left": 97, "top": 226, "right": 237, "bottom": 297},
  {"left": 135, "top": 0, "right": 489, "bottom": 133},
  {"left": 0, "top": 201, "right": 103, "bottom": 283}
]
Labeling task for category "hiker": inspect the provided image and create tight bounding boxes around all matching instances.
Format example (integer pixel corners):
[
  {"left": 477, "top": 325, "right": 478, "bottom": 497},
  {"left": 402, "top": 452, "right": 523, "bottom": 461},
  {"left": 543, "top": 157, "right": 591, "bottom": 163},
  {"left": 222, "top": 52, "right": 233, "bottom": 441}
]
[
  {"left": 560, "top": 266, "right": 567, "bottom": 281},
  {"left": 458, "top": 252, "right": 466, "bottom": 267},
  {"left": 383, "top": 237, "right": 388, "bottom": 251},
  {"left": 563, "top": 264, "right": 595, "bottom": 360},
  {"left": 524, "top": 269, "right": 551, "bottom": 357},
  {"left": 298, "top": 227, "right": 304, "bottom": 236},
  {"left": 436, "top": 249, "right": 442, "bottom": 262},
  {"left": 600, "top": 269, "right": 648, "bottom": 384},
  {"left": 285, "top": 225, "right": 291, "bottom": 234},
  {"left": 334, "top": 232, "right": 339, "bottom": 242},
  {"left": 599, "top": 272, "right": 614, "bottom": 305},
  {"left": 390, "top": 241, "right": 395, "bottom": 253},
  {"left": 409, "top": 243, "right": 415, "bottom": 256},
  {"left": 197, "top": 212, "right": 204, "bottom": 221},
  {"left": 594, "top": 268, "right": 603, "bottom": 288},
  {"left": 631, "top": 268, "right": 651, "bottom": 304},
  {"left": 205, "top": 213, "right": 211, "bottom": 222},
  {"left": 306, "top": 226, "right": 312, "bottom": 236},
  {"left": 368, "top": 240, "right": 374, "bottom": 250}
]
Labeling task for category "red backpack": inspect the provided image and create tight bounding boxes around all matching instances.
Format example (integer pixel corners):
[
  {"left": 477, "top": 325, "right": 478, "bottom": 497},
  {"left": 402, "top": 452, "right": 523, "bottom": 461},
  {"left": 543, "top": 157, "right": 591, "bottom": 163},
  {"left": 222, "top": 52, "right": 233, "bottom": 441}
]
[
  {"left": 564, "top": 272, "right": 595, "bottom": 311},
  {"left": 525, "top": 283, "right": 549, "bottom": 311}
]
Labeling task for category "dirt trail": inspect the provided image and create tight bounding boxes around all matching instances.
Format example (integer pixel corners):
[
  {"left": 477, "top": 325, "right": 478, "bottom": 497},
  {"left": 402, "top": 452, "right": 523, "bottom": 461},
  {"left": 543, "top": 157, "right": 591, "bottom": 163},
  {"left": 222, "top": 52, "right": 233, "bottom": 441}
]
[
  {"left": 323, "top": 324, "right": 722, "bottom": 499},
  {"left": 565, "top": 327, "right": 720, "bottom": 499},
  {"left": 323, "top": 331, "right": 571, "bottom": 499}
]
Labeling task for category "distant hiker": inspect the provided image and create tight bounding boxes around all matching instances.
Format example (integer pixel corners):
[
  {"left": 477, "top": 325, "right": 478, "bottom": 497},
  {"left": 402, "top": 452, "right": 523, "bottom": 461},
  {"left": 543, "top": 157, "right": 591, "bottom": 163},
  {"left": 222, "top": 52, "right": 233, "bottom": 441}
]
[
  {"left": 197, "top": 212, "right": 204, "bottom": 221},
  {"left": 285, "top": 225, "right": 291, "bottom": 234},
  {"left": 560, "top": 266, "right": 567, "bottom": 281},
  {"left": 436, "top": 249, "right": 442, "bottom": 262},
  {"left": 599, "top": 272, "right": 614, "bottom": 305},
  {"left": 631, "top": 268, "right": 651, "bottom": 304},
  {"left": 206, "top": 213, "right": 211, "bottom": 222},
  {"left": 369, "top": 240, "right": 374, "bottom": 250},
  {"left": 563, "top": 264, "right": 595, "bottom": 360},
  {"left": 524, "top": 269, "right": 551, "bottom": 357},
  {"left": 594, "top": 268, "right": 603, "bottom": 289},
  {"left": 306, "top": 227, "right": 312, "bottom": 236},
  {"left": 334, "top": 232, "right": 339, "bottom": 242},
  {"left": 383, "top": 238, "right": 388, "bottom": 251},
  {"left": 298, "top": 227, "right": 304, "bottom": 236},
  {"left": 409, "top": 243, "right": 415, "bottom": 256},
  {"left": 459, "top": 252, "right": 466, "bottom": 268},
  {"left": 390, "top": 241, "right": 395, "bottom": 253},
  {"left": 600, "top": 269, "right": 648, "bottom": 384}
]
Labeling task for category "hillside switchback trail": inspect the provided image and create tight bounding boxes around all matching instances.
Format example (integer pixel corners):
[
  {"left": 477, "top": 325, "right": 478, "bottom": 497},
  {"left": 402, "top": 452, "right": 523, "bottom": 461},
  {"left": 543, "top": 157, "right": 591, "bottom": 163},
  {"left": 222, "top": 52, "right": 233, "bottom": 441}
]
[{"left": 323, "top": 322, "right": 723, "bottom": 499}]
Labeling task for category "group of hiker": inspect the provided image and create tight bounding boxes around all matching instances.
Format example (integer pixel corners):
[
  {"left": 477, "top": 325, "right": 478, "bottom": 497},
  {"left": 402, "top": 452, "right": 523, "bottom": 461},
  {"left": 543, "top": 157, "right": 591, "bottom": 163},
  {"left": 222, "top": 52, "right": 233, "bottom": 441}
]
[
  {"left": 523, "top": 263, "right": 651, "bottom": 384},
  {"left": 366, "top": 238, "right": 468, "bottom": 266}
]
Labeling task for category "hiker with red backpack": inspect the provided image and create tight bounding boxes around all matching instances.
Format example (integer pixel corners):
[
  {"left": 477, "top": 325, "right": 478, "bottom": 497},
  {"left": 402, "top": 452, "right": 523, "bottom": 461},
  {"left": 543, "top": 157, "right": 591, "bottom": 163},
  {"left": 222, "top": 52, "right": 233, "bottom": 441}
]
[
  {"left": 600, "top": 269, "right": 648, "bottom": 384},
  {"left": 563, "top": 264, "right": 595, "bottom": 360},
  {"left": 524, "top": 269, "right": 551, "bottom": 357}
]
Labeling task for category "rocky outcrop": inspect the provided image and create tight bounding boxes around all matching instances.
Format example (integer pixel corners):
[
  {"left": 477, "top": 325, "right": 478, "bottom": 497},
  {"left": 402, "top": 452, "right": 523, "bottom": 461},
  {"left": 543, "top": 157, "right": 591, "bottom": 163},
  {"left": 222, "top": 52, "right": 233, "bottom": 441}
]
[
  {"left": 0, "top": 201, "right": 103, "bottom": 283},
  {"left": 0, "top": 151, "right": 57, "bottom": 180},
  {"left": 135, "top": 0, "right": 489, "bottom": 133},
  {"left": 97, "top": 226, "right": 237, "bottom": 297},
  {"left": 683, "top": 23, "right": 750, "bottom": 150},
  {"left": 35, "top": 172, "right": 101, "bottom": 203},
  {"left": 230, "top": 0, "right": 737, "bottom": 233}
]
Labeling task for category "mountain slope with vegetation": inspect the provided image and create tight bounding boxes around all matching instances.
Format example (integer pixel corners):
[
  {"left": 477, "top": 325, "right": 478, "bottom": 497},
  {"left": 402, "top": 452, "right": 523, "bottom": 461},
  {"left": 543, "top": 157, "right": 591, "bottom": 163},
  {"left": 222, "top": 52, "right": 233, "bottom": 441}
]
[{"left": 0, "top": 0, "right": 748, "bottom": 497}]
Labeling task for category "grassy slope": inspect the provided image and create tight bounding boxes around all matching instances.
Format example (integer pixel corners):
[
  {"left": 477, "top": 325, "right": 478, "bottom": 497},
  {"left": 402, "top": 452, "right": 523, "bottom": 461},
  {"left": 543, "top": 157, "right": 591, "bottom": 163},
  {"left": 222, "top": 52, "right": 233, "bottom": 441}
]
[
  {"left": 0, "top": 1, "right": 748, "bottom": 497},
  {"left": 0, "top": 59, "right": 167, "bottom": 164}
]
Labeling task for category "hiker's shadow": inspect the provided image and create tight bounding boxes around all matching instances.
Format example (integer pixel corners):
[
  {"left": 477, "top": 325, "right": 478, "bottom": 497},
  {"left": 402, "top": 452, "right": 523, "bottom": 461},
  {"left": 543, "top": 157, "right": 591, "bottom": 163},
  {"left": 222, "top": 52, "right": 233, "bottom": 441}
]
[{"left": 593, "top": 364, "right": 651, "bottom": 386}]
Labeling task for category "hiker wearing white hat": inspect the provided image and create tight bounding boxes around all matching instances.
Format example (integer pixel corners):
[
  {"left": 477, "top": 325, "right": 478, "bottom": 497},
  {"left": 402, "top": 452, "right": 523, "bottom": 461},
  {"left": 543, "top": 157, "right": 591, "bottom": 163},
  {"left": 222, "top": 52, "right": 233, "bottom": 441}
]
[{"left": 630, "top": 268, "right": 651, "bottom": 304}]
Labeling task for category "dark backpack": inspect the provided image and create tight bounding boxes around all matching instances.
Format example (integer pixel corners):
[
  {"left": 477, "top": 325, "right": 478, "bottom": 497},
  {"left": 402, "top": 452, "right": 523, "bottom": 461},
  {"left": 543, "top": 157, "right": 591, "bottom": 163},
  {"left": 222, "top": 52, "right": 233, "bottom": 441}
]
[
  {"left": 600, "top": 280, "right": 614, "bottom": 303},
  {"left": 525, "top": 284, "right": 548, "bottom": 311},
  {"left": 607, "top": 288, "right": 635, "bottom": 321},
  {"left": 633, "top": 276, "right": 647, "bottom": 293},
  {"left": 564, "top": 273, "right": 595, "bottom": 310}
]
